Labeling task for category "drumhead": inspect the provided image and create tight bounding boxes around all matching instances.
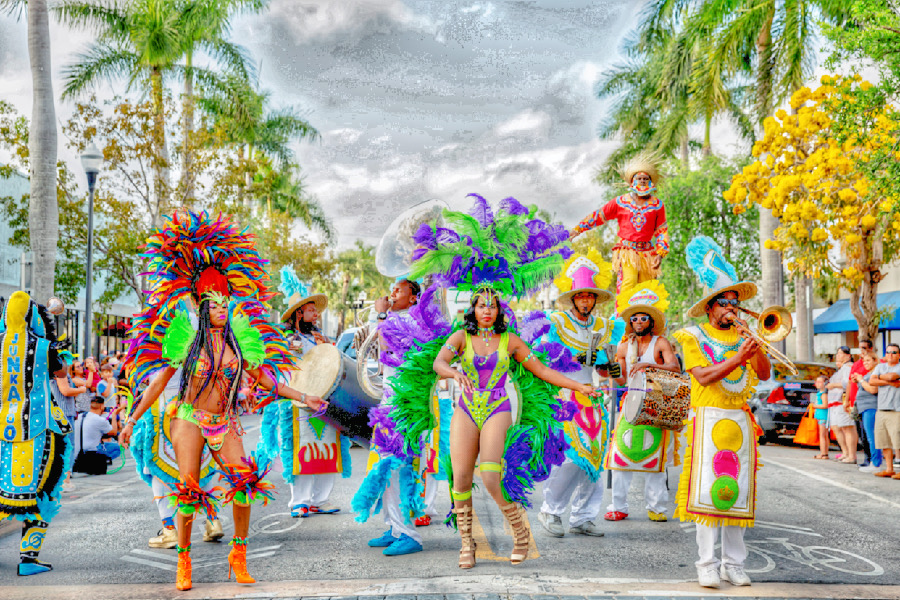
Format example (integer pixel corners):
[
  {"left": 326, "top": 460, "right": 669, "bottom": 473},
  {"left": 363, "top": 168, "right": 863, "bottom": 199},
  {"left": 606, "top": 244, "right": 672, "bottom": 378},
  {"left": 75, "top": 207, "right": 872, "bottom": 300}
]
[
  {"left": 288, "top": 344, "right": 343, "bottom": 399},
  {"left": 622, "top": 370, "right": 646, "bottom": 423}
]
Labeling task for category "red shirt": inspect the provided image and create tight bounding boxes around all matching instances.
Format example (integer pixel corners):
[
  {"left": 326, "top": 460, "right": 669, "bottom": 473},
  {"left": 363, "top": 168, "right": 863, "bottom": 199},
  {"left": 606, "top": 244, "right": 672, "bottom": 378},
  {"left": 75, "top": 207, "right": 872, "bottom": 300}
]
[
  {"left": 573, "top": 194, "right": 669, "bottom": 255},
  {"left": 847, "top": 358, "right": 869, "bottom": 407}
]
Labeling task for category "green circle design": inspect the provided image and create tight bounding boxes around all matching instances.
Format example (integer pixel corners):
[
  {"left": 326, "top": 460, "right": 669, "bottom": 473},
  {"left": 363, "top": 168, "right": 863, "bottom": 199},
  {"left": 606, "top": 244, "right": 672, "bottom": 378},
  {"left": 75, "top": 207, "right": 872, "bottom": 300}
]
[
  {"left": 710, "top": 475, "right": 739, "bottom": 512},
  {"left": 615, "top": 420, "right": 663, "bottom": 463}
]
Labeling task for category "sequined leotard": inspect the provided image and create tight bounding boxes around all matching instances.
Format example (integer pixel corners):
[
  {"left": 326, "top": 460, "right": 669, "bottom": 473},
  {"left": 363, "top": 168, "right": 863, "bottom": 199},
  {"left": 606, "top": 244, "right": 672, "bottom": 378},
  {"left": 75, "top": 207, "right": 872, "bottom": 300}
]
[{"left": 458, "top": 332, "right": 512, "bottom": 429}]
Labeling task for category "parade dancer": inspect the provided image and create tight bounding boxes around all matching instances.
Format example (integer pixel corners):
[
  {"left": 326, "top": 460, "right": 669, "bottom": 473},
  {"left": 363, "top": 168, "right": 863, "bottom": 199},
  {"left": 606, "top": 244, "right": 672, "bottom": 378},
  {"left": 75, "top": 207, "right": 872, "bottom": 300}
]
[
  {"left": 569, "top": 153, "right": 669, "bottom": 293},
  {"left": 537, "top": 250, "right": 622, "bottom": 537},
  {"left": 121, "top": 211, "right": 326, "bottom": 591},
  {"left": 128, "top": 365, "right": 223, "bottom": 549},
  {"left": 606, "top": 281, "right": 681, "bottom": 523},
  {"left": 355, "top": 278, "right": 427, "bottom": 556},
  {"left": 258, "top": 266, "right": 349, "bottom": 519},
  {"left": 673, "top": 236, "right": 770, "bottom": 589},
  {"left": 379, "top": 194, "right": 599, "bottom": 569},
  {"left": 0, "top": 293, "right": 72, "bottom": 576}
]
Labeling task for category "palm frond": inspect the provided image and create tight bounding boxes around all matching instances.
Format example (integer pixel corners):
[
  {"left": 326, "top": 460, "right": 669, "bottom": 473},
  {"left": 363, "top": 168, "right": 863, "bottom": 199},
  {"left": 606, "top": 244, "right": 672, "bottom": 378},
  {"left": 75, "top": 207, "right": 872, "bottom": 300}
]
[{"left": 61, "top": 44, "right": 140, "bottom": 99}]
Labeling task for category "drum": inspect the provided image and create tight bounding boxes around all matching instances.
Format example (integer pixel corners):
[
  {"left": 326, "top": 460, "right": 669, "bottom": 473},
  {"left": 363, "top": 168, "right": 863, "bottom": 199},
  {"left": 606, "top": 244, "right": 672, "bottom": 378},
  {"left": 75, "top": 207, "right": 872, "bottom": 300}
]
[
  {"left": 289, "top": 344, "right": 381, "bottom": 446},
  {"left": 623, "top": 367, "right": 690, "bottom": 431}
]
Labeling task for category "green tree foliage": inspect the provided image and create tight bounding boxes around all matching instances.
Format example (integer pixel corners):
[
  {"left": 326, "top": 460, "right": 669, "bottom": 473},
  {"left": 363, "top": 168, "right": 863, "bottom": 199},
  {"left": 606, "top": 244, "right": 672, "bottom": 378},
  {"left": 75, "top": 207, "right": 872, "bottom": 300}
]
[{"left": 658, "top": 156, "right": 760, "bottom": 329}]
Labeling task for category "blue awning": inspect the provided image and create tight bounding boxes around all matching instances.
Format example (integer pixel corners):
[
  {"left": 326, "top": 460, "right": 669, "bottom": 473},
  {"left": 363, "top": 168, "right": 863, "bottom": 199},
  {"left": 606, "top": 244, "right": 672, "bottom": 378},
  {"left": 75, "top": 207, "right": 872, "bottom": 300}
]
[{"left": 814, "top": 290, "right": 900, "bottom": 333}]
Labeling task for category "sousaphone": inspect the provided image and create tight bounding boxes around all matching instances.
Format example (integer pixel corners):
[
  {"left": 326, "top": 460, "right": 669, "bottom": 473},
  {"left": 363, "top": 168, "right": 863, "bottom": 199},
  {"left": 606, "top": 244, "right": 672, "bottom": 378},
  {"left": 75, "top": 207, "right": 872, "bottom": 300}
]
[{"left": 356, "top": 199, "right": 449, "bottom": 398}]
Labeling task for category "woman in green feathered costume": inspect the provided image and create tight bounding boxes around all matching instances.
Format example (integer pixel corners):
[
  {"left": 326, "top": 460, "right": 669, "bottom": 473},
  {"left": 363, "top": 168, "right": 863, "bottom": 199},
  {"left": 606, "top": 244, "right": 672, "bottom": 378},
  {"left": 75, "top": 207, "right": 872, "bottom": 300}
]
[{"left": 121, "top": 270, "right": 327, "bottom": 591}]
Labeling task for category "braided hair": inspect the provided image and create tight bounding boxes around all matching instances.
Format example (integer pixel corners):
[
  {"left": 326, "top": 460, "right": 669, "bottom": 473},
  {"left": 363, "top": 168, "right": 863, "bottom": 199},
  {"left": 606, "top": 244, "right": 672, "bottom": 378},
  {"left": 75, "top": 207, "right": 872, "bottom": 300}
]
[{"left": 178, "top": 300, "right": 244, "bottom": 411}]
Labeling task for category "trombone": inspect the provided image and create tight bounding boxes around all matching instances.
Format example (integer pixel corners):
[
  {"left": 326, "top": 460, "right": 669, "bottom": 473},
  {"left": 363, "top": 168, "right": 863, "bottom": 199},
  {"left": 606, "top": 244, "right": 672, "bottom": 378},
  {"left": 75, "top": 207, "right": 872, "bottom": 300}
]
[{"left": 727, "top": 306, "right": 798, "bottom": 376}]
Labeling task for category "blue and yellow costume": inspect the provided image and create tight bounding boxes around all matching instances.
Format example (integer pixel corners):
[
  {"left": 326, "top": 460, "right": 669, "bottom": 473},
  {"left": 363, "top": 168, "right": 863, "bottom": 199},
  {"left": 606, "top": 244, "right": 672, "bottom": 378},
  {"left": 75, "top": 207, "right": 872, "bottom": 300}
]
[{"left": 0, "top": 292, "right": 72, "bottom": 576}]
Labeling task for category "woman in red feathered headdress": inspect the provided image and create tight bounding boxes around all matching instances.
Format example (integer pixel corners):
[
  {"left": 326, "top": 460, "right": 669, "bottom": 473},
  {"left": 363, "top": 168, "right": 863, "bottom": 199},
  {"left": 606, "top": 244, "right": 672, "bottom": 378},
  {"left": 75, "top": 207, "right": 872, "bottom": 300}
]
[{"left": 120, "top": 211, "right": 326, "bottom": 591}]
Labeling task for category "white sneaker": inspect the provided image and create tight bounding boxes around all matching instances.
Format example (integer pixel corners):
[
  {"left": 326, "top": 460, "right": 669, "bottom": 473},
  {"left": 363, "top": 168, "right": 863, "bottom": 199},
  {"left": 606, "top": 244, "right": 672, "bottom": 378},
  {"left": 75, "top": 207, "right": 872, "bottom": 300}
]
[
  {"left": 697, "top": 565, "right": 720, "bottom": 588},
  {"left": 568, "top": 521, "right": 605, "bottom": 537},
  {"left": 859, "top": 464, "right": 880, "bottom": 473},
  {"left": 537, "top": 511, "right": 565, "bottom": 537},
  {"left": 721, "top": 564, "right": 752, "bottom": 586}
]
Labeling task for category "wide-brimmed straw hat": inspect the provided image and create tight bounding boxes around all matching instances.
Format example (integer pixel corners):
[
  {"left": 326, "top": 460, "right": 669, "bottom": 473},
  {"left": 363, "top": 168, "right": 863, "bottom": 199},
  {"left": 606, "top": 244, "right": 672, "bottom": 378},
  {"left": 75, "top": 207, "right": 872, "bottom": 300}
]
[
  {"left": 554, "top": 249, "right": 614, "bottom": 310},
  {"left": 685, "top": 236, "right": 757, "bottom": 318},
  {"left": 616, "top": 280, "right": 669, "bottom": 336},
  {"left": 279, "top": 265, "right": 327, "bottom": 323},
  {"left": 620, "top": 152, "right": 662, "bottom": 186}
]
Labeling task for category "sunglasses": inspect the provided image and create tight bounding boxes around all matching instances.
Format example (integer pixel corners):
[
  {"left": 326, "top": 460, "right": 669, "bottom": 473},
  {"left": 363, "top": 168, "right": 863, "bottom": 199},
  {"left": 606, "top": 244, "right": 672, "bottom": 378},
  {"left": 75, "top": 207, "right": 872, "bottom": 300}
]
[
  {"left": 888, "top": 350, "right": 899, "bottom": 355},
  {"left": 715, "top": 298, "right": 740, "bottom": 307},
  {"left": 630, "top": 315, "right": 650, "bottom": 323}
]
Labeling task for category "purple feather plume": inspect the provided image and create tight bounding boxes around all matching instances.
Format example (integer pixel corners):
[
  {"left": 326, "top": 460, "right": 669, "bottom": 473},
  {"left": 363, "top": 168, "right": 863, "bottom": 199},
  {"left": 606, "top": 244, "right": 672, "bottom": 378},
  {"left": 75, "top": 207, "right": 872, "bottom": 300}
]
[
  {"left": 554, "top": 398, "right": 580, "bottom": 422},
  {"left": 501, "top": 427, "right": 535, "bottom": 506},
  {"left": 413, "top": 222, "right": 437, "bottom": 250},
  {"left": 518, "top": 311, "right": 550, "bottom": 344},
  {"left": 466, "top": 193, "right": 495, "bottom": 227},
  {"left": 533, "top": 341, "right": 581, "bottom": 373},
  {"left": 435, "top": 227, "right": 461, "bottom": 244},
  {"left": 369, "top": 405, "right": 414, "bottom": 461},
  {"left": 499, "top": 196, "right": 529, "bottom": 216}
]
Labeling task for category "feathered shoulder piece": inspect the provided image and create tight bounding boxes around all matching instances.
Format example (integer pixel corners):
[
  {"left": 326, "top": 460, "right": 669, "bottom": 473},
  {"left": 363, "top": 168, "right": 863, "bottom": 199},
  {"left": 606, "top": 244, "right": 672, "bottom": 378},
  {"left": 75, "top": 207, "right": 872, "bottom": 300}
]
[
  {"left": 685, "top": 236, "right": 738, "bottom": 288},
  {"left": 408, "top": 194, "right": 573, "bottom": 299},
  {"left": 278, "top": 265, "right": 307, "bottom": 300}
]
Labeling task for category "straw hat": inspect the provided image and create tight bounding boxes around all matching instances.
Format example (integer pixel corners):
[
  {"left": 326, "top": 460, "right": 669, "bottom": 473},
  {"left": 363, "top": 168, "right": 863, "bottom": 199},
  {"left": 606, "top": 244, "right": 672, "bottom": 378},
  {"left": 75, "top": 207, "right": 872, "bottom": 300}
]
[
  {"left": 616, "top": 280, "right": 669, "bottom": 336},
  {"left": 279, "top": 265, "right": 327, "bottom": 323},
  {"left": 619, "top": 152, "right": 662, "bottom": 186},
  {"left": 685, "top": 236, "right": 757, "bottom": 318},
  {"left": 554, "top": 249, "right": 614, "bottom": 310}
]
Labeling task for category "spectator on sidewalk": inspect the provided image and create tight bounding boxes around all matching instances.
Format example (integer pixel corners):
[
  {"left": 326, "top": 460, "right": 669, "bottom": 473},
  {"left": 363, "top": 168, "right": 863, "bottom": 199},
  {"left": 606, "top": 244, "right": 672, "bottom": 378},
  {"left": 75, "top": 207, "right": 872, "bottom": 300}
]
[
  {"left": 853, "top": 353, "right": 884, "bottom": 473},
  {"left": 847, "top": 340, "right": 875, "bottom": 465},
  {"left": 70, "top": 361, "right": 93, "bottom": 414},
  {"left": 98, "top": 363, "right": 118, "bottom": 408},
  {"left": 51, "top": 364, "right": 88, "bottom": 492},
  {"left": 83, "top": 356, "right": 101, "bottom": 392},
  {"left": 811, "top": 375, "right": 831, "bottom": 459},
  {"left": 826, "top": 346, "right": 856, "bottom": 464},
  {"left": 869, "top": 343, "right": 900, "bottom": 479}
]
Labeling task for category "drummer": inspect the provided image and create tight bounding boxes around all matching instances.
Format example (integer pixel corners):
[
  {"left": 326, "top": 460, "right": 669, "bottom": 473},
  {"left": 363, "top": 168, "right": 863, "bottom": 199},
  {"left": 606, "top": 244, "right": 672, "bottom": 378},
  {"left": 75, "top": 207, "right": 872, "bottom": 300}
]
[
  {"left": 672, "top": 237, "right": 769, "bottom": 589},
  {"left": 607, "top": 280, "right": 681, "bottom": 523},
  {"left": 258, "top": 266, "right": 350, "bottom": 518},
  {"left": 537, "top": 250, "right": 622, "bottom": 538}
]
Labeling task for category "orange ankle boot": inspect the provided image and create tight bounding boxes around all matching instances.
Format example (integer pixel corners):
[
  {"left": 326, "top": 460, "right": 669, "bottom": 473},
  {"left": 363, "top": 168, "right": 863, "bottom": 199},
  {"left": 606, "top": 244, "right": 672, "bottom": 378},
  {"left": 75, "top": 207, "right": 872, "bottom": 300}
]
[
  {"left": 175, "top": 544, "right": 192, "bottom": 591},
  {"left": 227, "top": 537, "right": 255, "bottom": 584}
]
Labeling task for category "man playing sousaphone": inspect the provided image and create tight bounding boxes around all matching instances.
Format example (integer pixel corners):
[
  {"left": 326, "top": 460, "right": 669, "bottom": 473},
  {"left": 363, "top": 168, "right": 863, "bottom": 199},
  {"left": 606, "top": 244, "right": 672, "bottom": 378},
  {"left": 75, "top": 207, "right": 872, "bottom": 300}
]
[
  {"left": 257, "top": 266, "right": 350, "bottom": 518},
  {"left": 537, "top": 249, "right": 623, "bottom": 538},
  {"left": 673, "top": 236, "right": 771, "bottom": 589},
  {"left": 607, "top": 280, "right": 681, "bottom": 523}
]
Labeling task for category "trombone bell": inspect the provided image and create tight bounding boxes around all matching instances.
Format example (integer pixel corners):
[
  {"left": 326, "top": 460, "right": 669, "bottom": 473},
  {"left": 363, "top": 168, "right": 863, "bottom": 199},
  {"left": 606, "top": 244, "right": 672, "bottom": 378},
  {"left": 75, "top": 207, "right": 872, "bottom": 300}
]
[{"left": 757, "top": 306, "right": 792, "bottom": 343}]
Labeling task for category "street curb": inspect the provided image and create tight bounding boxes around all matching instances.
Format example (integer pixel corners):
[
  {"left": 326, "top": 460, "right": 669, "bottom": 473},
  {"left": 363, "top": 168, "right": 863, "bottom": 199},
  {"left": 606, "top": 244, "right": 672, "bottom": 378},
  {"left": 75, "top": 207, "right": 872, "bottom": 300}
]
[{"left": 4, "top": 575, "right": 900, "bottom": 600}]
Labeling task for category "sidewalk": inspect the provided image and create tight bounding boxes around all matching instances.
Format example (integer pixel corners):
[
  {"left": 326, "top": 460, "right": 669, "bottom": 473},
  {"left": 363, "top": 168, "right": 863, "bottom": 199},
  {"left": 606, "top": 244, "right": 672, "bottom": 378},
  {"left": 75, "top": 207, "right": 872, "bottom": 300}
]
[{"left": 4, "top": 575, "right": 900, "bottom": 600}]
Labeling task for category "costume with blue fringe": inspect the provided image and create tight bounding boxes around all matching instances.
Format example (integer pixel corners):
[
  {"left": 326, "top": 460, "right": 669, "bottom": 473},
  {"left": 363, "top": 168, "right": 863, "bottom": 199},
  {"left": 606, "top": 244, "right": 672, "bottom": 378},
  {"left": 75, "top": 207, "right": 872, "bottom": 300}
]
[
  {"left": 0, "top": 292, "right": 73, "bottom": 575},
  {"left": 256, "top": 267, "right": 351, "bottom": 506},
  {"left": 356, "top": 195, "right": 582, "bottom": 532}
]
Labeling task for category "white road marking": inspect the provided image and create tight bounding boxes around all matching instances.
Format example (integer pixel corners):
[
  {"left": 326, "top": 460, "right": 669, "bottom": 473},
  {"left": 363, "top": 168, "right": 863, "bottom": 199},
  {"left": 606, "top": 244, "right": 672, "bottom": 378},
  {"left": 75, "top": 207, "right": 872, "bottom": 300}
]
[
  {"left": 120, "top": 555, "right": 176, "bottom": 571},
  {"left": 766, "top": 457, "right": 900, "bottom": 511},
  {"left": 66, "top": 475, "right": 140, "bottom": 505},
  {"left": 131, "top": 549, "right": 177, "bottom": 562},
  {"left": 120, "top": 546, "right": 282, "bottom": 572}
]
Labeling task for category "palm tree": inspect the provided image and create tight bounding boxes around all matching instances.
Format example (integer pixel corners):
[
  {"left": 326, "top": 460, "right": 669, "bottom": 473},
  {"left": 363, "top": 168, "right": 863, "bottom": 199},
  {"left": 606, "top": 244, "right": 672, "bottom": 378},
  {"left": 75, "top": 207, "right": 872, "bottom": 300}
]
[
  {"left": 56, "top": 0, "right": 256, "bottom": 219},
  {"left": 1, "top": 0, "right": 59, "bottom": 301},
  {"left": 688, "top": 0, "right": 850, "bottom": 312},
  {"left": 254, "top": 163, "right": 334, "bottom": 243}
]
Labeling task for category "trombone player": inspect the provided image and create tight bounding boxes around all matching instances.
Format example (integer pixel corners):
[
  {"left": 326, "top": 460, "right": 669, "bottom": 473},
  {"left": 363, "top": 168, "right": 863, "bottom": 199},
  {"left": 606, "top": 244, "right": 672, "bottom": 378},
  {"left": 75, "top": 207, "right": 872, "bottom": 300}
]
[{"left": 673, "top": 236, "right": 772, "bottom": 590}]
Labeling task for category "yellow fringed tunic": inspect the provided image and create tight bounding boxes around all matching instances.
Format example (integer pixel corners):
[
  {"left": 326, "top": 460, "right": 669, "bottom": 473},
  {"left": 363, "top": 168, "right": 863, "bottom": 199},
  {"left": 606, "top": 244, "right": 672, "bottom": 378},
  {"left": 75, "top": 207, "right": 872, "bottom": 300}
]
[{"left": 672, "top": 324, "right": 762, "bottom": 528}]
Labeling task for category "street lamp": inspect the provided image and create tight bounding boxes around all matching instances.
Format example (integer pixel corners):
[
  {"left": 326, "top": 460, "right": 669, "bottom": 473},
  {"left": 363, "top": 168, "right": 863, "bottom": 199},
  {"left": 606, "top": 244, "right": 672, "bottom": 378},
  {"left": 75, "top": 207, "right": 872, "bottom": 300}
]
[{"left": 80, "top": 143, "right": 102, "bottom": 361}]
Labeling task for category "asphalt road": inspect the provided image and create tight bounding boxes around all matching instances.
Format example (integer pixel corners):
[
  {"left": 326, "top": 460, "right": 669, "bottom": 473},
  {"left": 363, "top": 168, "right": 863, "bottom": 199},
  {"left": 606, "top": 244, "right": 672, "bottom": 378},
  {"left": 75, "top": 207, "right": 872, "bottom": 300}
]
[{"left": 1, "top": 414, "right": 898, "bottom": 596}]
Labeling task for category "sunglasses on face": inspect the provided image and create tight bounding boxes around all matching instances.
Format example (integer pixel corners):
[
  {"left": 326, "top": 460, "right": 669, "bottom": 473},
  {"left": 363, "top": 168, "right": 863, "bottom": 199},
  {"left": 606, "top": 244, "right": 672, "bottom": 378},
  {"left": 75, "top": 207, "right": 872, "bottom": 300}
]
[
  {"left": 630, "top": 315, "right": 650, "bottom": 323},
  {"left": 888, "top": 350, "right": 899, "bottom": 355},
  {"left": 715, "top": 298, "right": 740, "bottom": 307}
]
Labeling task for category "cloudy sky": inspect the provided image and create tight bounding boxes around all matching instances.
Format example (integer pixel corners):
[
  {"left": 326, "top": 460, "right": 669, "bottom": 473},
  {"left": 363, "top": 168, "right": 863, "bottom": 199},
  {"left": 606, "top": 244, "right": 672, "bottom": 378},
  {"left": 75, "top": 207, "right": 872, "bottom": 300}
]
[{"left": 1, "top": 0, "right": 673, "bottom": 249}]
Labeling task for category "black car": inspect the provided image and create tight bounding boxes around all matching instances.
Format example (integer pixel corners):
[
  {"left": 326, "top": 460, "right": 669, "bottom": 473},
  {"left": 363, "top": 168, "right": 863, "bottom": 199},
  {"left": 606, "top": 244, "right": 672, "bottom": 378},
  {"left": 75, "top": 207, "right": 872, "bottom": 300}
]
[{"left": 749, "top": 362, "right": 836, "bottom": 444}]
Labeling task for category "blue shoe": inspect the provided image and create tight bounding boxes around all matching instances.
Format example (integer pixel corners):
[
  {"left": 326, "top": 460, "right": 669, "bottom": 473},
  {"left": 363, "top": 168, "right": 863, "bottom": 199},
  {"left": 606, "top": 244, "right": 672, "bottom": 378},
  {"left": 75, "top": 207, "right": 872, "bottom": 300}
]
[
  {"left": 368, "top": 529, "right": 395, "bottom": 547},
  {"left": 382, "top": 533, "right": 423, "bottom": 556},
  {"left": 18, "top": 560, "right": 52, "bottom": 576},
  {"left": 290, "top": 504, "right": 310, "bottom": 518}
]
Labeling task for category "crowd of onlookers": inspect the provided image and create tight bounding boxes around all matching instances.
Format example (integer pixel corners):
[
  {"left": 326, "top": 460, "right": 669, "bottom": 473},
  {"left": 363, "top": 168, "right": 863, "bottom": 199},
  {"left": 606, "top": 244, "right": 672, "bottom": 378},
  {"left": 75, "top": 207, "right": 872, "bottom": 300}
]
[
  {"left": 50, "top": 350, "right": 130, "bottom": 490},
  {"left": 810, "top": 340, "right": 900, "bottom": 479}
]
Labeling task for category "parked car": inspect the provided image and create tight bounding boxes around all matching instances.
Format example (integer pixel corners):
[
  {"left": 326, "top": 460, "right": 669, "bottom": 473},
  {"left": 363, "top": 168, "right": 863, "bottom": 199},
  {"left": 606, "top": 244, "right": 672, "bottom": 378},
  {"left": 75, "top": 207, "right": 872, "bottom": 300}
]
[
  {"left": 749, "top": 361, "right": 836, "bottom": 444},
  {"left": 336, "top": 327, "right": 360, "bottom": 359}
]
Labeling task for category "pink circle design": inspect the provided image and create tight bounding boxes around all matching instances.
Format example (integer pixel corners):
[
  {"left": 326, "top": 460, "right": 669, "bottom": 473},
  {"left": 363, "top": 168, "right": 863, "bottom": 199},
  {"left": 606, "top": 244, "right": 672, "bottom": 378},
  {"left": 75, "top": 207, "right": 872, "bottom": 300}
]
[{"left": 713, "top": 449, "right": 740, "bottom": 479}]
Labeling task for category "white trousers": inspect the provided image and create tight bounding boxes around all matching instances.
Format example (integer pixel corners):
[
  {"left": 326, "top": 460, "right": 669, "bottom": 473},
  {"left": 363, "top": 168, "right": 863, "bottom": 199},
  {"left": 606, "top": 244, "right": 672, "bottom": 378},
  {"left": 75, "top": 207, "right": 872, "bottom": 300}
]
[
  {"left": 151, "top": 476, "right": 219, "bottom": 522},
  {"left": 382, "top": 470, "right": 422, "bottom": 543},
  {"left": 540, "top": 461, "right": 605, "bottom": 527},
  {"left": 695, "top": 523, "right": 747, "bottom": 569},
  {"left": 289, "top": 473, "right": 336, "bottom": 508},
  {"left": 422, "top": 473, "right": 441, "bottom": 518},
  {"left": 606, "top": 469, "right": 669, "bottom": 515}
]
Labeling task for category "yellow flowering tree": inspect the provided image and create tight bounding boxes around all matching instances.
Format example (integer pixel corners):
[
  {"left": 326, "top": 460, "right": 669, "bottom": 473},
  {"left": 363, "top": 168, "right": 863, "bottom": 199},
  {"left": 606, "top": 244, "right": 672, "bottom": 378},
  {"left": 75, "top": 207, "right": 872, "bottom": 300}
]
[{"left": 724, "top": 75, "right": 900, "bottom": 340}]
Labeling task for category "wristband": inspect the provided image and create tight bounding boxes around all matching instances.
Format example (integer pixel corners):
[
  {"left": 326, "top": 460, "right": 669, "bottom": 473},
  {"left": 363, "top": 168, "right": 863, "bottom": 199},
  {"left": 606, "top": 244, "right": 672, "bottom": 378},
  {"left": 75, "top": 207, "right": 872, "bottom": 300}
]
[{"left": 300, "top": 392, "right": 307, "bottom": 405}]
